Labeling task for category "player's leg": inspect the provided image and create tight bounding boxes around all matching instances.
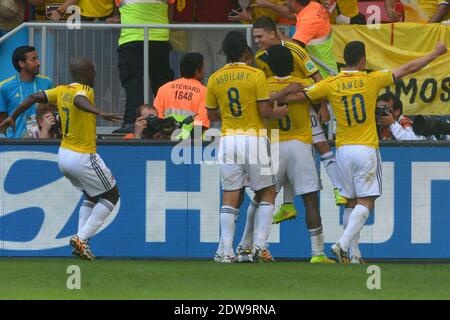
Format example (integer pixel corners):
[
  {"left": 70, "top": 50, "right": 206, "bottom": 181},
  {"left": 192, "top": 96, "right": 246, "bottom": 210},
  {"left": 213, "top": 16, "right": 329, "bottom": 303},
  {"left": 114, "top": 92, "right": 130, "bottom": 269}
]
[
  {"left": 310, "top": 107, "right": 346, "bottom": 206},
  {"left": 219, "top": 189, "right": 242, "bottom": 262},
  {"left": 343, "top": 199, "right": 364, "bottom": 264},
  {"left": 273, "top": 180, "right": 298, "bottom": 224},
  {"left": 237, "top": 192, "right": 259, "bottom": 262}
]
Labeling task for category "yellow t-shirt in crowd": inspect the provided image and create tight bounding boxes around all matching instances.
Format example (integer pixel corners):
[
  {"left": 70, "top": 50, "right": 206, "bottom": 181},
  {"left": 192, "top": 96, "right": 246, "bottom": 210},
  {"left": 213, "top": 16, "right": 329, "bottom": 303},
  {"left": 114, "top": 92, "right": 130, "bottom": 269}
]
[
  {"left": 401, "top": 0, "right": 446, "bottom": 22},
  {"left": 255, "top": 40, "right": 319, "bottom": 79},
  {"left": 206, "top": 63, "right": 269, "bottom": 136},
  {"left": 267, "top": 76, "right": 314, "bottom": 143},
  {"left": 304, "top": 70, "right": 395, "bottom": 149},
  {"left": 79, "top": 0, "right": 115, "bottom": 18},
  {"left": 44, "top": 83, "right": 97, "bottom": 153}
]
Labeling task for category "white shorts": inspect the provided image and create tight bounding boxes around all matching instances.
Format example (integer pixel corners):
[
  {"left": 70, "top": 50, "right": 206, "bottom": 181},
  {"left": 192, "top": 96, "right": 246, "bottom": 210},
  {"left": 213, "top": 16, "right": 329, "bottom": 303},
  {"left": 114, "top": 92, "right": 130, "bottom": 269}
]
[
  {"left": 310, "top": 107, "right": 327, "bottom": 144},
  {"left": 58, "top": 147, "right": 116, "bottom": 197},
  {"left": 218, "top": 135, "right": 276, "bottom": 192},
  {"left": 336, "top": 145, "right": 382, "bottom": 199},
  {"left": 272, "top": 140, "right": 321, "bottom": 196}
]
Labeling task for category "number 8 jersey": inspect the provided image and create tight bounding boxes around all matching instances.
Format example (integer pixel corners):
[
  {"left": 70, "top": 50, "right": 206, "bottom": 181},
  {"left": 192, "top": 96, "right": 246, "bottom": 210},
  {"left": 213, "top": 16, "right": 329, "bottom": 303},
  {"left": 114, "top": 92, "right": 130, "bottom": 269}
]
[
  {"left": 44, "top": 83, "right": 97, "bottom": 153},
  {"left": 206, "top": 62, "right": 270, "bottom": 136},
  {"left": 304, "top": 70, "right": 395, "bottom": 149}
]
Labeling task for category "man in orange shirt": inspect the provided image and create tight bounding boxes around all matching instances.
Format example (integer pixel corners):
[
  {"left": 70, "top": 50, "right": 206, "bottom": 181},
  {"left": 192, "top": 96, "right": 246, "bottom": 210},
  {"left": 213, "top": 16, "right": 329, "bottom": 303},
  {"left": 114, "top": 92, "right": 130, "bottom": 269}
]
[
  {"left": 153, "top": 52, "right": 209, "bottom": 139},
  {"left": 286, "top": 0, "right": 338, "bottom": 78}
]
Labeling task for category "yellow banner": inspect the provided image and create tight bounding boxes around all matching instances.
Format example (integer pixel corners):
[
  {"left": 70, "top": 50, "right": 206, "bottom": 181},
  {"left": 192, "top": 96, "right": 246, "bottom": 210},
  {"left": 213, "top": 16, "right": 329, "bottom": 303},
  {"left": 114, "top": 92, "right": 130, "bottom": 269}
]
[{"left": 332, "top": 23, "right": 450, "bottom": 115}]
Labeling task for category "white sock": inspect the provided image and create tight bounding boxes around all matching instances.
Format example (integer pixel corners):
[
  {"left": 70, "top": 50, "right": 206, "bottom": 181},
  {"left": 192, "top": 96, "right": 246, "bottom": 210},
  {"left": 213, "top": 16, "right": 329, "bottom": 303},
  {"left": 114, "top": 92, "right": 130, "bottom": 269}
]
[
  {"left": 309, "top": 226, "right": 324, "bottom": 256},
  {"left": 239, "top": 200, "right": 258, "bottom": 249},
  {"left": 254, "top": 202, "right": 274, "bottom": 250},
  {"left": 220, "top": 206, "right": 239, "bottom": 256},
  {"left": 77, "top": 199, "right": 114, "bottom": 241},
  {"left": 349, "top": 232, "right": 362, "bottom": 258},
  {"left": 78, "top": 200, "right": 95, "bottom": 233},
  {"left": 339, "top": 204, "right": 369, "bottom": 252},
  {"left": 343, "top": 207, "right": 352, "bottom": 229},
  {"left": 321, "top": 151, "right": 342, "bottom": 190},
  {"left": 283, "top": 182, "right": 295, "bottom": 204}
]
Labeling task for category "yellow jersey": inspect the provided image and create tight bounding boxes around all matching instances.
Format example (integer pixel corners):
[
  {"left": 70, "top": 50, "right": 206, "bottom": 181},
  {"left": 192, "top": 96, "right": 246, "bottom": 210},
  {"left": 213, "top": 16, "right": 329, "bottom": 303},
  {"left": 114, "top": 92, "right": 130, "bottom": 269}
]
[
  {"left": 267, "top": 76, "right": 314, "bottom": 143},
  {"left": 401, "top": 0, "right": 447, "bottom": 22},
  {"left": 304, "top": 70, "right": 395, "bottom": 149},
  {"left": 255, "top": 41, "right": 319, "bottom": 79},
  {"left": 44, "top": 83, "right": 97, "bottom": 154},
  {"left": 79, "top": 0, "right": 115, "bottom": 18},
  {"left": 206, "top": 63, "right": 270, "bottom": 136}
]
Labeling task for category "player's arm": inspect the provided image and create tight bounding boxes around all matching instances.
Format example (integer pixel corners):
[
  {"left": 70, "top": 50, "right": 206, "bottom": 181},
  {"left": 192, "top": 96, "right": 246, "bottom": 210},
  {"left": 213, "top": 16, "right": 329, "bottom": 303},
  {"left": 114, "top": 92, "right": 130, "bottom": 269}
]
[
  {"left": 309, "top": 72, "right": 330, "bottom": 122},
  {"left": 73, "top": 95, "right": 122, "bottom": 122},
  {"left": 207, "top": 108, "right": 221, "bottom": 122},
  {"left": 258, "top": 100, "right": 289, "bottom": 119},
  {"left": 392, "top": 42, "right": 447, "bottom": 80},
  {"left": 0, "top": 92, "right": 47, "bottom": 133},
  {"left": 429, "top": 2, "right": 449, "bottom": 22}
]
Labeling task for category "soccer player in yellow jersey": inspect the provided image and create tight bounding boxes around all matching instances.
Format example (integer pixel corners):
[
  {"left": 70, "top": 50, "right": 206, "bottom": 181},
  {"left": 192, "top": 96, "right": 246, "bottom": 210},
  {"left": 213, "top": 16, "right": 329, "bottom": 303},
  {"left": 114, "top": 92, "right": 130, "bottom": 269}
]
[
  {"left": 0, "top": 58, "right": 122, "bottom": 260},
  {"left": 206, "top": 31, "right": 288, "bottom": 263},
  {"left": 252, "top": 17, "right": 346, "bottom": 223},
  {"left": 282, "top": 41, "right": 447, "bottom": 263},
  {"left": 238, "top": 44, "right": 335, "bottom": 264}
]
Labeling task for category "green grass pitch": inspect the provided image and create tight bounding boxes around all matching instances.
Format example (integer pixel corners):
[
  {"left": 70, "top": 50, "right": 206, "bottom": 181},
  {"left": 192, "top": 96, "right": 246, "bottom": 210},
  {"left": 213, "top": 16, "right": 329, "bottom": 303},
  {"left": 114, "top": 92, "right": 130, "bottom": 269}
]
[{"left": 0, "top": 258, "right": 449, "bottom": 300}]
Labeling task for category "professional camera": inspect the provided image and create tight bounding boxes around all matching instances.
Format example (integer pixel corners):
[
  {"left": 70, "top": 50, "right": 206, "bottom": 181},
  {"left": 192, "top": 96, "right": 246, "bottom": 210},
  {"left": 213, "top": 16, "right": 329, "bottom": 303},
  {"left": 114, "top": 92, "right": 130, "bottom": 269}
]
[
  {"left": 143, "top": 114, "right": 195, "bottom": 139},
  {"left": 412, "top": 115, "right": 450, "bottom": 137},
  {"left": 375, "top": 105, "right": 392, "bottom": 119},
  {"left": 51, "top": 112, "right": 62, "bottom": 138}
]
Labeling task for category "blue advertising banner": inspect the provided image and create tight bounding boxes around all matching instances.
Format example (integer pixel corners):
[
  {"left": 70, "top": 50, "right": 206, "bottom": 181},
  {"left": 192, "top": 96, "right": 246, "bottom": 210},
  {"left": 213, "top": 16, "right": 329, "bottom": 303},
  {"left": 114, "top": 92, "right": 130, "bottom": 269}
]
[{"left": 0, "top": 142, "right": 449, "bottom": 259}]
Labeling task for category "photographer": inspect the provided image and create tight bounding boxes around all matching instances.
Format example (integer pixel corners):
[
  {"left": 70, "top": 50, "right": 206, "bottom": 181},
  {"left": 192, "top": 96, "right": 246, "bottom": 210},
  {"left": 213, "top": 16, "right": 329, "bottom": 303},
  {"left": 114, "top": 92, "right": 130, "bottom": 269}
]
[
  {"left": 376, "top": 92, "right": 425, "bottom": 141},
  {"left": 125, "top": 104, "right": 165, "bottom": 140},
  {"left": 30, "top": 103, "right": 61, "bottom": 139}
]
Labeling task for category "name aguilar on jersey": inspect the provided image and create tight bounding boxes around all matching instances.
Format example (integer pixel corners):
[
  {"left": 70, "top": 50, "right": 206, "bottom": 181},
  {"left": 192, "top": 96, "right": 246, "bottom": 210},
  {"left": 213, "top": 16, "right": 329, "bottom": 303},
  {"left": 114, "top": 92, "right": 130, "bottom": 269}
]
[{"left": 215, "top": 71, "right": 252, "bottom": 85}]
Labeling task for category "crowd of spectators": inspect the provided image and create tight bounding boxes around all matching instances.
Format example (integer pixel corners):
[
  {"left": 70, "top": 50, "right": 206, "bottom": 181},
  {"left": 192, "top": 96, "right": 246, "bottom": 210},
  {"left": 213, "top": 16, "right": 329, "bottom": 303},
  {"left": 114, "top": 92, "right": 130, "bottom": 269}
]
[{"left": 0, "top": 0, "right": 448, "bottom": 140}]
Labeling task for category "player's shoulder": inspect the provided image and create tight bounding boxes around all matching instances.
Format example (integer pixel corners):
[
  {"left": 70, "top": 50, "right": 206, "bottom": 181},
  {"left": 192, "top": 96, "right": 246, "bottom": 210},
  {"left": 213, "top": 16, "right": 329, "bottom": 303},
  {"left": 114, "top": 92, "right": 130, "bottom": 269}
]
[
  {"left": 255, "top": 48, "right": 266, "bottom": 58},
  {"left": 368, "top": 69, "right": 392, "bottom": 77},
  {"left": 283, "top": 40, "right": 308, "bottom": 57},
  {"left": 0, "top": 75, "right": 16, "bottom": 89}
]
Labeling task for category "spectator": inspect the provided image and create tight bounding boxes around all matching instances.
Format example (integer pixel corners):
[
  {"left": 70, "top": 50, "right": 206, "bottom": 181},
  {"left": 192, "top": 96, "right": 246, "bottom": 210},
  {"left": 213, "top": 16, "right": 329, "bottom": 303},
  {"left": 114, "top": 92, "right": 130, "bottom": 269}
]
[
  {"left": 153, "top": 52, "right": 209, "bottom": 137},
  {"left": 0, "top": 0, "right": 37, "bottom": 34},
  {"left": 286, "top": 0, "right": 338, "bottom": 78},
  {"left": 125, "top": 104, "right": 165, "bottom": 139},
  {"left": 228, "top": 0, "right": 292, "bottom": 23},
  {"left": 385, "top": 0, "right": 449, "bottom": 23},
  {"left": 376, "top": 92, "right": 425, "bottom": 140},
  {"left": 48, "top": 0, "right": 117, "bottom": 22},
  {"left": 32, "top": 0, "right": 67, "bottom": 21},
  {"left": 320, "top": 0, "right": 366, "bottom": 24},
  {"left": 0, "top": 46, "right": 53, "bottom": 138},
  {"left": 114, "top": 0, "right": 175, "bottom": 134},
  {"left": 31, "top": 103, "right": 62, "bottom": 138}
]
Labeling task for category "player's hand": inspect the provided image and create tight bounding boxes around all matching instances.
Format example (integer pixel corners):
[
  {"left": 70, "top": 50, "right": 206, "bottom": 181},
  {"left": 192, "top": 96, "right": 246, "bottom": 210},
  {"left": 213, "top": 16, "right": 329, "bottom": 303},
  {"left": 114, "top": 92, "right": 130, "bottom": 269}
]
[
  {"left": 285, "top": 82, "right": 304, "bottom": 94},
  {"left": 273, "top": 101, "right": 289, "bottom": 118},
  {"left": 100, "top": 112, "right": 122, "bottom": 122},
  {"left": 378, "top": 114, "right": 395, "bottom": 127},
  {"left": 318, "top": 103, "right": 330, "bottom": 123},
  {"left": 433, "top": 42, "right": 447, "bottom": 57},
  {"left": 0, "top": 117, "right": 15, "bottom": 134}
]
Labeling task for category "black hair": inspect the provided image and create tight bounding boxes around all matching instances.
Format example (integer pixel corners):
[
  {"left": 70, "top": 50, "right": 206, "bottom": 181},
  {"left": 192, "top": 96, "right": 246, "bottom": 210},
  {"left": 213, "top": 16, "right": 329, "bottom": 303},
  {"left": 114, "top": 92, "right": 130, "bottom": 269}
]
[
  {"left": 70, "top": 58, "right": 95, "bottom": 86},
  {"left": 377, "top": 92, "right": 403, "bottom": 114},
  {"left": 180, "top": 52, "right": 204, "bottom": 78},
  {"left": 253, "top": 16, "right": 277, "bottom": 32},
  {"left": 267, "top": 45, "right": 293, "bottom": 77},
  {"left": 295, "top": 0, "right": 310, "bottom": 6},
  {"left": 343, "top": 41, "right": 366, "bottom": 67},
  {"left": 12, "top": 46, "right": 36, "bottom": 72},
  {"left": 222, "top": 31, "right": 248, "bottom": 63}
]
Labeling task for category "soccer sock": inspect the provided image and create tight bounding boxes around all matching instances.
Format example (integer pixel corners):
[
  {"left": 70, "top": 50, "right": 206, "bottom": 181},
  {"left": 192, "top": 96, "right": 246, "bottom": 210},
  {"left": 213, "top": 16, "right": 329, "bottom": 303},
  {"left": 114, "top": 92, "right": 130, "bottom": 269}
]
[
  {"left": 78, "top": 200, "right": 95, "bottom": 233},
  {"left": 220, "top": 206, "right": 239, "bottom": 256},
  {"left": 349, "top": 232, "right": 362, "bottom": 258},
  {"left": 320, "top": 151, "right": 342, "bottom": 190},
  {"left": 283, "top": 182, "right": 295, "bottom": 204},
  {"left": 239, "top": 200, "right": 259, "bottom": 249},
  {"left": 309, "top": 225, "right": 324, "bottom": 256},
  {"left": 254, "top": 202, "right": 275, "bottom": 250},
  {"left": 343, "top": 207, "right": 353, "bottom": 229},
  {"left": 339, "top": 204, "right": 369, "bottom": 252},
  {"left": 77, "top": 198, "right": 115, "bottom": 241}
]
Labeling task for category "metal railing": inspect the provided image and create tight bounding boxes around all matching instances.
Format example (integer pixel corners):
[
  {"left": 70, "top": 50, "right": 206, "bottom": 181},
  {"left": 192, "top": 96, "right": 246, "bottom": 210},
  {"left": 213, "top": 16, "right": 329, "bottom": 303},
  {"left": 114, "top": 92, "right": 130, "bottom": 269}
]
[{"left": 1, "top": 22, "right": 337, "bottom": 136}]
